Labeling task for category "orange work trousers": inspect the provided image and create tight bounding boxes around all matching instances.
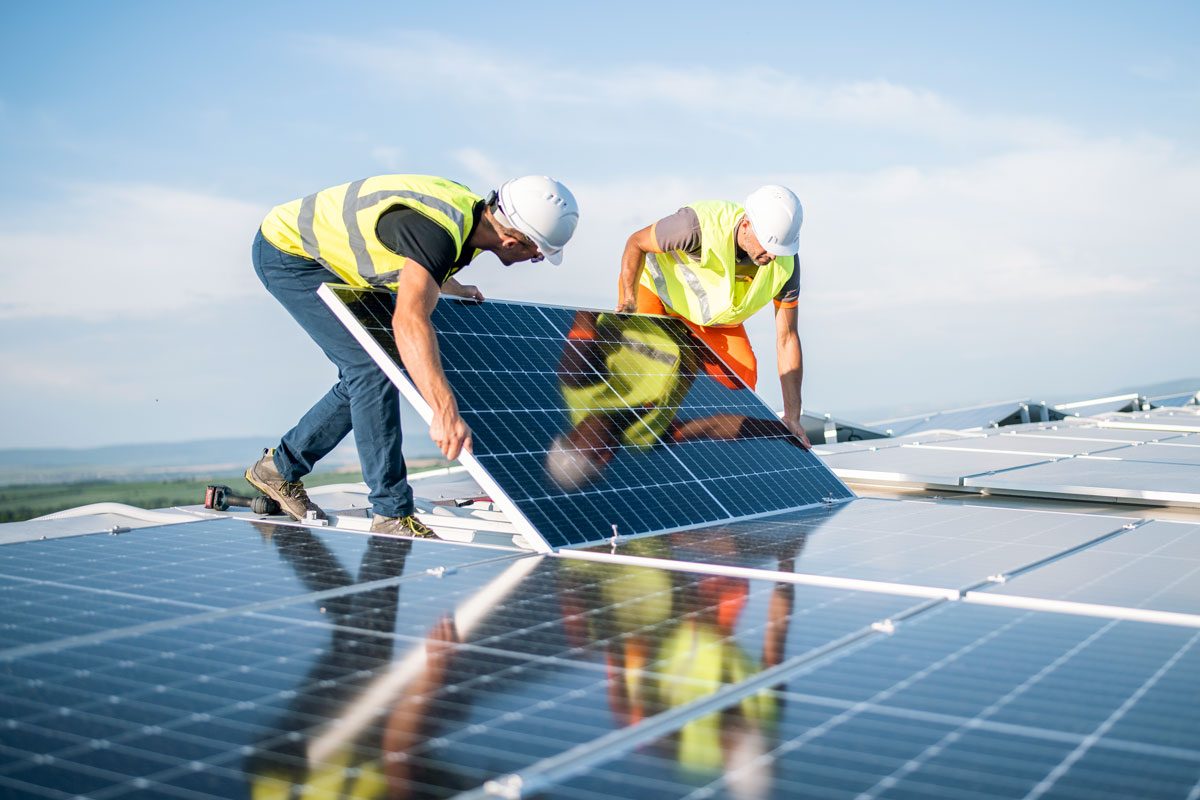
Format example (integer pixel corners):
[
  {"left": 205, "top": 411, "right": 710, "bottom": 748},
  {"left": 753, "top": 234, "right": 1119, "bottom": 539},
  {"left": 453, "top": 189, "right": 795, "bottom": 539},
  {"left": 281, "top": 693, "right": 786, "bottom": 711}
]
[{"left": 636, "top": 284, "right": 758, "bottom": 390}]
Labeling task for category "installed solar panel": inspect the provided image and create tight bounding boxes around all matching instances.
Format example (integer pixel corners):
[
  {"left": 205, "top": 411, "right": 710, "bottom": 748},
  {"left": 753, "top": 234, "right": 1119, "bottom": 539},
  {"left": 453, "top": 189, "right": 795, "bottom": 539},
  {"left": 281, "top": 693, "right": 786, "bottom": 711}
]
[
  {"left": 0, "top": 517, "right": 919, "bottom": 800},
  {"left": 983, "top": 519, "right": 1200, "bottom": 616},
  {"left": 964, "top": 457, "right": 1200, "bottom": 507},
  {"left": 319, "top": 286, "right": 851, "bottom": 550},
  {"left": 818, "top": 444, "right": 1053, "bottom": 488},
  {"left": 1100, "top": 442, "right": 1200, "bottom": 466},
  {"left": 869, "top": 400, "right": 1033, "bottom": 437},
  {"left": 533, "top": 603, "right": 1200, "bottom": 800},
  {"left": 582, "top": 498, "right": 1134, "bottom": 593},
  {"left": 1097, "top": 408, "right": 1200, "bottom": 433}
]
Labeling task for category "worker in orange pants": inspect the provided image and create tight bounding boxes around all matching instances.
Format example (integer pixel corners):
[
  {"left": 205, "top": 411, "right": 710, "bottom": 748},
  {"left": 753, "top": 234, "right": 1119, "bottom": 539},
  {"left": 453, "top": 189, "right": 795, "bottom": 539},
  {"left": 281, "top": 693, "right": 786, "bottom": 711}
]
[{"left": 618, "top": 186, "right": 810, "bottom": 447}]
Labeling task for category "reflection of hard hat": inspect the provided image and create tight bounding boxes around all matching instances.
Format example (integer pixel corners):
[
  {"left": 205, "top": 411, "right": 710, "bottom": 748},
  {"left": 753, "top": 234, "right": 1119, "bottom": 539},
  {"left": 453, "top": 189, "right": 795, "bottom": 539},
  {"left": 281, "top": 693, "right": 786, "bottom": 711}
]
[
  {"left": 744, "top": 184, "right": 802, "bottom": 257},
  {"left": 545, "top": 435, "right": 603, "bottom": 491},
  {"left": 497, "top": 176, "right": 580, "bottom": 265}
]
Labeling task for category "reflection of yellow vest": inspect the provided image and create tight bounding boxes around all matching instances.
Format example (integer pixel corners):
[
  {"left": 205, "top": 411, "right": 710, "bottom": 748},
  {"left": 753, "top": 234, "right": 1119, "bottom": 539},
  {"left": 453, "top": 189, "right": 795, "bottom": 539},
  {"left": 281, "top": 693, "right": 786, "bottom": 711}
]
[
  {"left": 560, "top": 315, "right": 688, "bottom": 449},
  {"left": 260, "top": 174, "right": 482, "bottom": 290},
  {"left": 641, "top": 200, "right": 795, "bottom": 326},
  {"left": 252, "top": 748, "right": 387, "bottom": 800},
  {"left": 660, "top": 621, "right": 777, "bottom": 771}
]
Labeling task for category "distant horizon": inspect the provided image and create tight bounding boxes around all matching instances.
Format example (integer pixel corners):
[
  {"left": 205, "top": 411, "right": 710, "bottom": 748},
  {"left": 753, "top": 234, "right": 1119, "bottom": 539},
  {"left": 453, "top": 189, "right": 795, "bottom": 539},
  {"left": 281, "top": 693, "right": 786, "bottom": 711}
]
[{"left": 2, "top": 374, "right": 1195, "bottom": 453}]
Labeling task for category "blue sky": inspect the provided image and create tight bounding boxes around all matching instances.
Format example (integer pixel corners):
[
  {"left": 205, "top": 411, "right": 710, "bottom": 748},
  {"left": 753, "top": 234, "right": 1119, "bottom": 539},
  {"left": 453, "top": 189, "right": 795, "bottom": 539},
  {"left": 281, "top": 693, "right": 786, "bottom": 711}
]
[{"left": 1, "top": 1, "right": 1197, "bottom": 448}]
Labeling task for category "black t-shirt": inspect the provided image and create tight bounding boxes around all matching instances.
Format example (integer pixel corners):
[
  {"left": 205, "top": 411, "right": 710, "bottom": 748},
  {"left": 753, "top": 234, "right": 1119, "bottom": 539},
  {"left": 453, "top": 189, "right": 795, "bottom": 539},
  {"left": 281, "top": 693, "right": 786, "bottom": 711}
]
[{"left": 374, "top": 202, "right": 483, "bottom": 285}]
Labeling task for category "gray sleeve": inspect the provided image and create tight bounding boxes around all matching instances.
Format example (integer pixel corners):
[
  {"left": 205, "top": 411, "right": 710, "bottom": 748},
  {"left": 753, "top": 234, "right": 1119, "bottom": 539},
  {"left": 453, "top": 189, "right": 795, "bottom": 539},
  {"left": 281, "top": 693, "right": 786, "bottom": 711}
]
[
  {"left": 652, "top": 207, "right": 702, "bottom": 255},
  {"left": 774, "top": 260, "right": 800, "bottom": 305}
]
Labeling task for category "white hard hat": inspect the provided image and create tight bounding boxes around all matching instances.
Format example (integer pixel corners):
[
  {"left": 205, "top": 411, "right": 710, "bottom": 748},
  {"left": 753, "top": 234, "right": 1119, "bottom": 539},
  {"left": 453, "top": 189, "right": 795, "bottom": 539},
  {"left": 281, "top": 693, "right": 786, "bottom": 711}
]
[
  {"left": 496, "top": 175, "right": 580, "bottom": 265},
  {"left": 744, "top": 184, "right": 803, "bottom": 257},
  {"left": 545, "top": 435, "right": 603, "bottom": 491}
]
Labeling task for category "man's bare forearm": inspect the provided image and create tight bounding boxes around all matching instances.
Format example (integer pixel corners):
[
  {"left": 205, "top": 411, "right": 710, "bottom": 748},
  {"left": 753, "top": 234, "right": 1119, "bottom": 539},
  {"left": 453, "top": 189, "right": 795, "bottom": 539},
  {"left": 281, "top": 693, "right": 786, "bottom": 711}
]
[
  {"left": 778, "top": 334, "right": 804, "bottom": 417},
  {"left": 617, "top": 243, "right": 644, "bottom": 310},
  {"left": 393, "top": 311, "right": 457, "bottom": 416},
  {"left": 617, "top": 225, "right": 656, "bottom": 311}
]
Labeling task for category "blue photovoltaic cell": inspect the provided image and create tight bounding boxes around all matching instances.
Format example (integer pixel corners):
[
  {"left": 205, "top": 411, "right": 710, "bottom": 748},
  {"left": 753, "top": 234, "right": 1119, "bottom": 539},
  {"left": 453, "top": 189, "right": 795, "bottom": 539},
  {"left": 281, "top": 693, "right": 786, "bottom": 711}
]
[
  {"left": 543, "top": 603, "right": 1200, "bottom": 799},
  {"left": 322, "top": 287, "right": 852, "bottom": 548},
  {"left": 0, "top": 518, "right": 918, "bottom": 800}
]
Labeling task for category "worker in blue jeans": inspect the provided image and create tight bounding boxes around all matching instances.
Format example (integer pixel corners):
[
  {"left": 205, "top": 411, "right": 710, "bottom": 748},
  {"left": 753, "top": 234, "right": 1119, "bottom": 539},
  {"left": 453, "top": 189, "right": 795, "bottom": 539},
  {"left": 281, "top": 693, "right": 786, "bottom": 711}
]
[{"left": 246, "top": 174, "right": 579, "bottom": 536}]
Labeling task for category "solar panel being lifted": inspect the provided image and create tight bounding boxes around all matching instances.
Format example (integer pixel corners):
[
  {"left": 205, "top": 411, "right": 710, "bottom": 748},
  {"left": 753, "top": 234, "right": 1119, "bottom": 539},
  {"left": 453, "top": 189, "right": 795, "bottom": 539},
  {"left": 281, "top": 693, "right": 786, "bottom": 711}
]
[{"left": 319, "top": 286, "right": 852, "bottom": 550}]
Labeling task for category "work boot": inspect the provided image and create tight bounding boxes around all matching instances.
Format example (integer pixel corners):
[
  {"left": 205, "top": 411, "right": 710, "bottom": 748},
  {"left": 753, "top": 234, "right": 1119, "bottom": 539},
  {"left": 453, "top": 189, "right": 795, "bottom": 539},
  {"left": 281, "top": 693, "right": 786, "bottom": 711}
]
[
  {"left": 370, "top": 514, "right": 435, "bottom": 538},
  {"left": 244, "top": 448, "right": 327, "bottom": 522}
]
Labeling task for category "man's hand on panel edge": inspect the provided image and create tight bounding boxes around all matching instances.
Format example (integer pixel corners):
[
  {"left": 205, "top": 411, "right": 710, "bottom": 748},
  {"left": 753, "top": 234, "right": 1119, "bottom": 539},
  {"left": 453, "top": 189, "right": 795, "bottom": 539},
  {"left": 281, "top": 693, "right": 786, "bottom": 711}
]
[
  {"left": 782, "top": 414, "right": 812, "bottom": 449},
  {"left": 431, "top": 407, "right": 473, "bottom": 461}
]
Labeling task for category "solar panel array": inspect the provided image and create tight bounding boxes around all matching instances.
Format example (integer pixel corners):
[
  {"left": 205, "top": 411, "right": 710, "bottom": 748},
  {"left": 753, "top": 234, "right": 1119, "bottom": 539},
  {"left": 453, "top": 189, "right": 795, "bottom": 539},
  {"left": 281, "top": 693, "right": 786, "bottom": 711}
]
[
  {"left": 320, "top": 286, "right": 851, "bottom": 549},
  {"left": 3, "top": 487, "right": 1199, "bottom": 798},
  {"left": 816, "top": 419, "right": 1200, "bottom": 508},
  {"left": 868, "top": 400, "right": 1045, "bottom": 437}
]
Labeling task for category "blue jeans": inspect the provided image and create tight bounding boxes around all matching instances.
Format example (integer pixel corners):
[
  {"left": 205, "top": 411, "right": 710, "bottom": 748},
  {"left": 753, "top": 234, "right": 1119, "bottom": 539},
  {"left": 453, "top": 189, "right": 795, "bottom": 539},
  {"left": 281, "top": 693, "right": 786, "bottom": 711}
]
[{"left": 251, "top": 229, "right": 412, "bottom": 518}]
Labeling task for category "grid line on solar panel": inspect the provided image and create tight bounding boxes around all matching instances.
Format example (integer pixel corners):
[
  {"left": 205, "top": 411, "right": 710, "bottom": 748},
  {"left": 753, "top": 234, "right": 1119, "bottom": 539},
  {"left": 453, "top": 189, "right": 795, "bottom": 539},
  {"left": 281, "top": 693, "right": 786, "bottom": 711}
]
[
  {"left": 584, "top": 499, "right": 1138, "bottom": 595},
  {"left": 980, "top": 520, "right": 1200, "bottom": 616},
  {"left": 0, "top": 521, "right": 533, "bottom": 661},
  {"left": 1, "top": 544, "right": 921, "bottom": 800},
  {"left": 535, "top": 603, "right": 1200, "bottom": 800},
  {"left": 320, "top": 286, "right": 853, "bottom": 549}
]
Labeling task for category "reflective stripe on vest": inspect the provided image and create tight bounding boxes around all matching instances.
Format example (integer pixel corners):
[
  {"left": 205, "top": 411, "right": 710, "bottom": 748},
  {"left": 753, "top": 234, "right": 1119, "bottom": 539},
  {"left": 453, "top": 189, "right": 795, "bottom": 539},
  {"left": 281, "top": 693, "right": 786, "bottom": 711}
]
[
  {"left": 640, "top": 200, "right": 795, "bottom": 326},
  {"left": 260, "top": 174, "right": 481, "bottom": 290}
]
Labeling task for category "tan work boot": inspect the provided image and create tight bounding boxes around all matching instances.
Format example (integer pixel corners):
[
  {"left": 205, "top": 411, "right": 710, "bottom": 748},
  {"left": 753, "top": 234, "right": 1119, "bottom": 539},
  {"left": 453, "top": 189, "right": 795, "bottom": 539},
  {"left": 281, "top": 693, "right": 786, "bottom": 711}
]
[
  {"left": 370, "top": 514, "right": 435, "bottom": 538},
  {"left": 244, "top": 448, "right": 327, "bottom": 522}
]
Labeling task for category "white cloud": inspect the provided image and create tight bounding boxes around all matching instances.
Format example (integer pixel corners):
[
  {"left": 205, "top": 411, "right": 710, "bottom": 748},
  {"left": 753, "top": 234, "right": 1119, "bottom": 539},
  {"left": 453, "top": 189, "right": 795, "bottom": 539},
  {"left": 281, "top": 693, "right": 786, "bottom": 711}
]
[
  {"left": 453, "top": 148, "right": 508, "bottom": 189},
  {"left": 307, "top": 31, "right": 1076, "bottom": 150},
  {"left": 0, "top": 184, "right": 264, "bottom": 321}
]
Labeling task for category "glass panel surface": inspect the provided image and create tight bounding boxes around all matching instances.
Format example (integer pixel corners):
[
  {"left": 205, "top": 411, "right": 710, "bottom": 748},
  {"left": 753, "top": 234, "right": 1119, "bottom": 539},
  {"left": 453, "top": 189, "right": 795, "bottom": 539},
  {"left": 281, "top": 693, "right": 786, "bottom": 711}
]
[
  {"left": 967, "top": 457, "right": 1200, "bottom": 502},
  {"left": 543, "top": 603, "right": 1200, "bottom": 799},
  {"left": 931, "top": 433, "right": 1128, "bottom": 457},
  {"left": 324, "top": 288, "right": 851, "bottom": 548},
  {"left": 587, "top": 498, "right": 1133, "bottom": 590},
  {"left": 989, "top": 519, "right": 1200, "bottom": 614},
  {"left": 870, "top": 401, "right": 1026, "bottom": 437},
  {"left": 1100, "top": 442, "right": 1200, "bottom": 466},
  {"left": 0, "top": 519, "right": 515, "bottom": 652},
  {"left": 0, "top": 518, "right": 919, "bottom": 800},
  {"left": 820, "top": 446, "right": 1052, "bottom": 485}
]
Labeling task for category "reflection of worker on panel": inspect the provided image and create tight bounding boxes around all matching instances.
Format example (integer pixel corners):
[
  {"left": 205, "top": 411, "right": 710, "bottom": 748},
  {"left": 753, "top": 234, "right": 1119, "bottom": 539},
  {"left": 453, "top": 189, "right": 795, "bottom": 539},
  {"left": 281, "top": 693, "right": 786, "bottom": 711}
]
[
  {"left": 546, "top": 310, "right": 803, "bottom": 492},
  {"left": 244, "top": 525, "right": 420, "bottom": 797},
  {"left": 244, "top": 525, "right": 541, "bottom": 798},
  {"left": 560, "top": 533, "right": 803, "bottom": 791}
]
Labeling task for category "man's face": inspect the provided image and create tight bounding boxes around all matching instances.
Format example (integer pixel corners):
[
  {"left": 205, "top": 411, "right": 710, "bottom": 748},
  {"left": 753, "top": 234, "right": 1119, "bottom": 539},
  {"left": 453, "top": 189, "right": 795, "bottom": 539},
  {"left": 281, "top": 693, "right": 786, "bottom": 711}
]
[
  {"left": 496, "top": 229, "right": 545, "bottom": 266},
  {"left": 737, "top": 219, "right": 775, "bottom": 266}
]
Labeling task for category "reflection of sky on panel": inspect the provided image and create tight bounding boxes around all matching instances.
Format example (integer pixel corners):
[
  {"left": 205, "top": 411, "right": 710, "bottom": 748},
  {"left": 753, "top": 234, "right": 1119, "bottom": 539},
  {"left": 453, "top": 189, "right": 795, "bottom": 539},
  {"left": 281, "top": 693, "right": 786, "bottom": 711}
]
[
  {"left": 1099, "top": 441, "right": 1200, "bottom": 466},
  {"left": 547, "top": 603, "right": 1200, "bottom": 800},
  {"left": 929, "top": 433, "right": 1128, "bottom": 457},
  {"left": 820, "top": 444, "right": 1052, "bottom": 483},
  {"left": 989, "top": 519, "right": 1200, "bottom": 615},
  {"left": 1001, "top": 422, "right": 1182, "bottom": 443},
  {"left": 968, "top": 457, "right": 1200, "bottom": 499},
  {"left": 326, "top": 288, "right": 850, "bottom": 548},
  {"left": 0, "top": 519, "right": 515, "bottom": 651},
  {"left": 869, "top": 401, "right": 1026, "bottom": 436},
  {"left": 0, "top": 518, "right": 919, "bottom": 800},
  {"left": 586, "top": 498, "right": 1131, "bottom": 591}
]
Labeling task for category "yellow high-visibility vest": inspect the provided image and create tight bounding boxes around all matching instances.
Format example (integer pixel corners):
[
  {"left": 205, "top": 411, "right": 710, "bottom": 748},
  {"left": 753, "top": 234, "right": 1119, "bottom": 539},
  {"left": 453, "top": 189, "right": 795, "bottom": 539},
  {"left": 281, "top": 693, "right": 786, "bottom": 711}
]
[
  {"left": 640, "top": 200, "right": 795, "bottom": 326},
  {"left": 560, "top": 315, "right": 689, "bottom": 449},
  {"left": 260, "top": 174, "right": 482, "bottom": 290}
]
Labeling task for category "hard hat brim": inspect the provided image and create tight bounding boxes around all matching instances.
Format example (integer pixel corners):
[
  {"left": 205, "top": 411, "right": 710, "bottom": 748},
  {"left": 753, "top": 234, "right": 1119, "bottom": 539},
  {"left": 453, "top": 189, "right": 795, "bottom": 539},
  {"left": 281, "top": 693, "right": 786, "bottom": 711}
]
[
  {"left": 543, "top": 248, "right": 564, "bottom": 266},
  {"left": 762, "top": 237, "right": 800, "bottom": 257}
]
